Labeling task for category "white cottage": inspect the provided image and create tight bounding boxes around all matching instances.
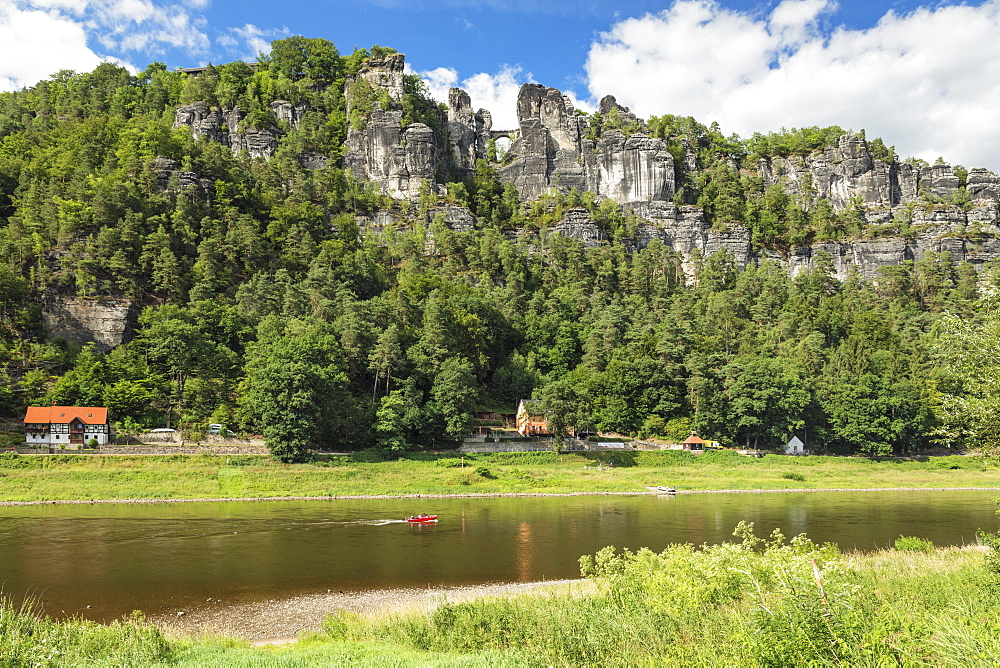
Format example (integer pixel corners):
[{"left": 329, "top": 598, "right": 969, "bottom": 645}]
[
  {"left": 784, "top": 435, "right": 807, "bottom": 456},
  {"left": 24, "top": 406, "right": 110, "bottom": 448}
]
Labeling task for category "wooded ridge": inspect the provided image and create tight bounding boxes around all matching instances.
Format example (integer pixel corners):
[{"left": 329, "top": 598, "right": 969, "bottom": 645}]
[{"left": 1, "top": 36, "right": 999, "bottom": 460}]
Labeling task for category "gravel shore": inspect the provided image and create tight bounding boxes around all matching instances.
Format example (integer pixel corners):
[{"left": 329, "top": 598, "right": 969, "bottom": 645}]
[{"left": 150, "top": 580, "right": 592, "bottom": 646}]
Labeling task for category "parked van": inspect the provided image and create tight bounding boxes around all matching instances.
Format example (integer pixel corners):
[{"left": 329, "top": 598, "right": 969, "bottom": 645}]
[{"left": 208, "top": 423, "right": 223, "bottom": 435}]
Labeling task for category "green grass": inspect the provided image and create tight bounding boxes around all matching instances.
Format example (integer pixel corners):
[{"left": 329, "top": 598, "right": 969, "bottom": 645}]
[{"left": 1, "top": 450, "right": 999, "bottom": 503}]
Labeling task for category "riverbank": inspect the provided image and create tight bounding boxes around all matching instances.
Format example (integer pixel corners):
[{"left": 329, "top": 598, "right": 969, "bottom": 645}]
[
  {"left": 6, "top": 541, "right": 996, "bottom": 666},
  {"left": 1, "top": 450, "right": 1000, "bottom": 503},
  {"left": 150, "top": 580, "right": 592, "bottom": 644},
  {"left": 2, "top": 486, "right": 999, "bottom": 507}
]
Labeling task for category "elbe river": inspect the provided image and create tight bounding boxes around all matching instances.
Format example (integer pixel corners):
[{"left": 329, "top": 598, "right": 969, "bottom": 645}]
[{"left": 0, "top": 489, "right": 996, "bottom": 623}]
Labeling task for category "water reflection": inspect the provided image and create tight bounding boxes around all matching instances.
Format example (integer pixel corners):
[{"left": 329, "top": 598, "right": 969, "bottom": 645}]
[{"left": 0, "top": 490, "right": 996, "bottom": 623}]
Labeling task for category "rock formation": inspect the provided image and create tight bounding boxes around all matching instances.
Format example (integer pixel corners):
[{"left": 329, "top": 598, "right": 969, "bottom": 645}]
[
  {"left": 167, "top": 51, "right": 1000, "bottom": 288},
  {"left": 343, "top": 110, "right": 440, "bottom": 200},
  {"left": 172, "top": 100, "right": 306, "bottom": 160},
  {"left": 150, "top": 157, "right": 212, "bottom": 199},
  {"left": 547, "top": 207, "right": 609, "bottom": 248},
  {"left": 342, "top": 54, "right": 447, "bottom": 199},
  {"left": 494, "top": 86, "right": 675, "bottom": 204},
  {"left": 447, "top": 88, "right": 492, "bottom": 180},
  {"left": 41, "top": 296, "right": 136, "bottom": 352}
]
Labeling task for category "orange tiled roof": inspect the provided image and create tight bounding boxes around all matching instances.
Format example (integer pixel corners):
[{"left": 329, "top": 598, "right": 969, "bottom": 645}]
[{"left": 23, "top": 406, "right": 108, "bottom": 425}]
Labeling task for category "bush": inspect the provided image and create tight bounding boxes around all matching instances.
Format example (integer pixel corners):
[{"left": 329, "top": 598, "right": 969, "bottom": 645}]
[
  {"left": 699, "top": 449, "right": 757, "bottom": 465},
  {"left": 0, "top": 451, "right": 35, "bottom": 469},
  {"left": 0, "top": 602, "right": 171, "bottom": 666},
  {"left": 930, "top": 455, "right": 984, "bottom": 470},
  {"left": 481, "top": 451, "right": 560, "bottom": 465},
  {"left": 634, "top": 450, "right": 698, "bottom": 466},
  {"left": 474, "top": 466, "right": 495, "bottom": 479},
  {"left": 782, "top": 471, "right": 805, "bottom": 482},
  {"left": 894, "top": 535, "right": 934, "bottom": 552},
  {"left": 434, "top": 457, "right": 468, "bottom": 468}
]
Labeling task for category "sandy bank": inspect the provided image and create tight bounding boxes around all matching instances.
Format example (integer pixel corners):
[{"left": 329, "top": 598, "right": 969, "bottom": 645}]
[{"left": 150, "top": 579, "right": 592, "bottom": 645}]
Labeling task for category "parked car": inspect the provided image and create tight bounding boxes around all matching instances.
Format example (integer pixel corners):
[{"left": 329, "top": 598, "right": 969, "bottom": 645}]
[{"left": 208, "top": 423, "right": 223, "bottom": 435}]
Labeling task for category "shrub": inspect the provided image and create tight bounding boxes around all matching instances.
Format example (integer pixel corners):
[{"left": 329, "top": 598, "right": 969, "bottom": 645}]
[
  {"left": 474, "top": 466, "right": 495, "bottom": 479},
  {"left": 894, "top": 535, "right": 934, "bottom": 552},
  {"left": 434, "top": 457, "right": 467, "bottom": 468},
  {"left": 782, "top": 471, "right": 805, "bottom": 482},
  {"left": 634, "top": 450, "right": 698, "bottom": 466},
  {"left": 699, "top": 449, "right": 757, "bottom": 465},
  {"left": 0, "top": 451, "right": 35, "bottom": 469},
  {"left": 929, "top": 455, "right": 987, "bottom": 470},
  {"left": 481, "top": 451, "right": 560, "bottom": 465}
]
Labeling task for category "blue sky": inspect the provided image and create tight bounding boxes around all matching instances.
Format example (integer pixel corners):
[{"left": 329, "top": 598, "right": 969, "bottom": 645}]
[{"left": 3, "top": 0, "right": 1000, "bottom": 168}]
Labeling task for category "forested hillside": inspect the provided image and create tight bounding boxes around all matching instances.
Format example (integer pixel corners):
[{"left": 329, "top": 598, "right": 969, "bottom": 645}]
[{"left": 1, "top": 37, "right": 998, "bottom": 460}]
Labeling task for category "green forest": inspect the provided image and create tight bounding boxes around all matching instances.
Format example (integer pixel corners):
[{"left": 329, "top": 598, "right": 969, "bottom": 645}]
[{"left": 1, "top": 36, "right": 998, "bottom": 461}]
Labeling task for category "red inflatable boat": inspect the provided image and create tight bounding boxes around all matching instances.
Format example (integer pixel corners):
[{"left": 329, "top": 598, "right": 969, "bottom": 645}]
[{"left": 404, "top": 514, "right": 438, "bottom": 523}]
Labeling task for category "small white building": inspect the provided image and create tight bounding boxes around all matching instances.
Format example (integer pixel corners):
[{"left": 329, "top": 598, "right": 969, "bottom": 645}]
[
  {"left": 784, "top": 435, "right": 807, "bottom": 455},
  {"left": 24, "top": 406, "right": 110, "bottom": 448}
]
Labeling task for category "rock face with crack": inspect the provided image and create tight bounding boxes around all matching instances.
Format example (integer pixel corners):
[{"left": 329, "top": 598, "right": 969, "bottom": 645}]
[
  {"left": 41, "top": 296, "right": 136, "bottom": 352},
  {"left": 496, "top": 86, "right": 675, "bottom": 205}
]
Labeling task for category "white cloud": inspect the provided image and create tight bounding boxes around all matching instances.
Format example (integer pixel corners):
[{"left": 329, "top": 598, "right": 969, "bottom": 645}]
[
  {"left": 0, "top": 3, "right": 115, "bottom": 90},
  {"left": 221, "top": 23, "right": 288, "bottom": 62},
  {"left": 0, "top": 0, "right": 211, "bottom": 91},
  {"left": 417, "top": 65, "right": 459, "bottom": 98},
  {"left": 585, "top": 0, "right": 1000, "bottom": 169},
  {"left": 416, "top": 64, "right": 537, "bottom": 130}
]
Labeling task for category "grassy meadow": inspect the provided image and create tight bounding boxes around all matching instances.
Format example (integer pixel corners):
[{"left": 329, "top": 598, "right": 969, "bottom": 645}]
[{"left": 1, "top": 449, "right": 999, "bottom": 503}]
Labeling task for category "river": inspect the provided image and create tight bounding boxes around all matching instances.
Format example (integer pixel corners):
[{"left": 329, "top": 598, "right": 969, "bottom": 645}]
[{"left": 0, "top": 489, "right": 996, "bottom": 623}]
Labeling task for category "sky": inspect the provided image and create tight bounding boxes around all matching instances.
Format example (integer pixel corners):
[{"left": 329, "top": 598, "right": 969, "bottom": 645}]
[{"left": 2, "top": 0, "right": 999, "bottom": 169}]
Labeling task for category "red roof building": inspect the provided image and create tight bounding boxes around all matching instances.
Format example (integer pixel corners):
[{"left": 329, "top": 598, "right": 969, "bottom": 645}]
[
  {"left": 23, "top": 406, "right": 110, "bottom": 448},
  {"left": 681, "top": 431, "right": 707, "bottom": 450}
]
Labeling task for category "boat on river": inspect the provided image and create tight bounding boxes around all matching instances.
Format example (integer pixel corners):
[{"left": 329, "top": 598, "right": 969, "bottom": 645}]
[
  {"left": 655, "top": 486, "right": 677, "bottom": 494},
  {"left": 405, "top": 514, "right": 438, "bottom": 523}
]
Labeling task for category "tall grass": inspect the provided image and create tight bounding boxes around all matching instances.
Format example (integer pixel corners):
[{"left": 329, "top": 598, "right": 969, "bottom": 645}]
[
  {"left": 0, "top": 600, "right": 170, "bottom": 667},
  {"left": 311, "top": 526, "right": 1000, "bottom": 666}
]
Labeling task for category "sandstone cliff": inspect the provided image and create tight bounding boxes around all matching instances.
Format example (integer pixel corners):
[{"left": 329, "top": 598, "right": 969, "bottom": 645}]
[
  {"left": 41, "top": 296, "right": 136, "bottom": 352},
  {"left": 172, "top": 99, "right": 306, "bottom": 160},
  {"left": 168, "top": 52, "right": 1000, "bottom": 287},
  {"left": 491, "top": 86, "right": 675, "bottom": 204}
]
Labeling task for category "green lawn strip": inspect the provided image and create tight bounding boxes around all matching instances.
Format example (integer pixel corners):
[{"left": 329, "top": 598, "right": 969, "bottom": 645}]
[{"left": 1, "top": 452, "right": 999, "bottom": 502}]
